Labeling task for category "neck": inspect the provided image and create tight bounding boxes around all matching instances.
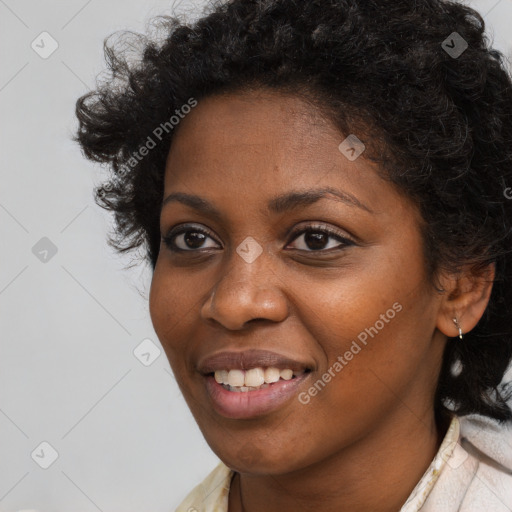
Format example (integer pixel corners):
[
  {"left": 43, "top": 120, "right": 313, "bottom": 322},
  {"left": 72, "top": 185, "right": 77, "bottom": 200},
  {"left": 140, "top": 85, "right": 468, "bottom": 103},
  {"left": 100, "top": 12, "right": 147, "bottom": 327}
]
[{"left": 229, "top": 408, "right": 450, "bottom": 512}]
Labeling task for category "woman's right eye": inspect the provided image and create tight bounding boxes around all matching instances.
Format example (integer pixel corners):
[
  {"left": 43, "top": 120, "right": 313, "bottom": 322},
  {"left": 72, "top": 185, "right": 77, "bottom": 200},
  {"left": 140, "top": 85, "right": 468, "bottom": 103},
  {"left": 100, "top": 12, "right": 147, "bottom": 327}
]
[{"left": 162, "top": 225, "right": 221, "bottom": 252}]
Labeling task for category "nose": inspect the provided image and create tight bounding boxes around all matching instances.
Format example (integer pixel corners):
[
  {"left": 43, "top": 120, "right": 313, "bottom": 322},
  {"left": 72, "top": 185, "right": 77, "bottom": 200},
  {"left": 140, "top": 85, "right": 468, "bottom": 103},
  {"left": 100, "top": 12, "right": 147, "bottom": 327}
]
[{"left": 200, "top": 246, "right": 289, "bottom": 330}]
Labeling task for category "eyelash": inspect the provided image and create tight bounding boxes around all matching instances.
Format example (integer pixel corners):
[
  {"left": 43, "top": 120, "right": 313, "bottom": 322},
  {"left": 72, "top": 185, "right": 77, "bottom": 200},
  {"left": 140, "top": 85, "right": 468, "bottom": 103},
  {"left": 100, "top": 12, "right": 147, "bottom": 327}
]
[{"left": 162, "top": 223, "right": 355, "bottom": 254}]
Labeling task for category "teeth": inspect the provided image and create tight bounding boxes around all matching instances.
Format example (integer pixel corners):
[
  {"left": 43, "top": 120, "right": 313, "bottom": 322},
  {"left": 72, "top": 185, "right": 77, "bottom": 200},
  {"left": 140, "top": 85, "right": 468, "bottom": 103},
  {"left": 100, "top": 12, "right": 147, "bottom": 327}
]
[
  {"left": 227, "top": 369, "right": 245, "bottom": 387},
  {"left": 264, "top": 367, "right": 280, "bottom": 383},
  {"left": 214, "top": 370, "right": 229, "bottom": 384},
  {"left": 224, "top": 383, "right": 271, "bottom": 392},
  {"left": 245, "top": 368, "right": 265, "bottom": 387},
  {"left": 214, "top": 366, "right": 306, "bottom": 388},
  {"left": 280, "top": 369, "right": 293, "bottom": 380}
]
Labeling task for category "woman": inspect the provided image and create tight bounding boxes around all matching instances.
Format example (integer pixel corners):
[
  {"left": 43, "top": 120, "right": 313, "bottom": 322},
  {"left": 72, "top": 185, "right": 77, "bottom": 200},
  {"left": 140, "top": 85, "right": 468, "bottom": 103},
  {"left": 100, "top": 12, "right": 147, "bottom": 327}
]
[{"left": 74, "top": 0, "right": 512, "bottom": 510}]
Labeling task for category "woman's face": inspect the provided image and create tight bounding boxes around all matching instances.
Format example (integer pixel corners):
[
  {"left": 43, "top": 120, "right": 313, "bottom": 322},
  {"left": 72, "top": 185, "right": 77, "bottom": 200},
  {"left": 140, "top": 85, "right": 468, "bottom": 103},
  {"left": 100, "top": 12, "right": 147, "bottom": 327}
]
[{"left": 149, "top": 90, "right": 449, "bottom": 474}]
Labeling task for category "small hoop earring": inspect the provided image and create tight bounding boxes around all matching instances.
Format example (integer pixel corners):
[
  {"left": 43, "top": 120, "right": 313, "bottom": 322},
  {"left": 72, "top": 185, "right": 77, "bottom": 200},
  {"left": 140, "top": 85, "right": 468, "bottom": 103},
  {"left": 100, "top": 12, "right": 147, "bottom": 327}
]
[{"left": 452, "top": 317, "right": 463, "bottom": 340}]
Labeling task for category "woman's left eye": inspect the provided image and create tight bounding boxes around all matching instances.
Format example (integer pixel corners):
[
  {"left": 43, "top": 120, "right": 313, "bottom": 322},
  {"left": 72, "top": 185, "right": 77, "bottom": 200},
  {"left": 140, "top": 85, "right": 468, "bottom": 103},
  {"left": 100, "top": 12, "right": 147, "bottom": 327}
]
[
  {"left": 286, "top": 225, "right": 355, "bottom": 252},
  {"left": 162, "top": 223, "right": 354, "bottom": 253}
]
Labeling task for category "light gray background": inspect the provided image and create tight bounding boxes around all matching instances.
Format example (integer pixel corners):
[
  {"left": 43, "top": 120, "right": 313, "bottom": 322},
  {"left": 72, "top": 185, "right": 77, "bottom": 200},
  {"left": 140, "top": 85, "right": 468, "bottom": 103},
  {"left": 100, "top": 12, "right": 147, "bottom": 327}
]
[{"left": 1, "top": 1, "right": 511, "bottom": 511}]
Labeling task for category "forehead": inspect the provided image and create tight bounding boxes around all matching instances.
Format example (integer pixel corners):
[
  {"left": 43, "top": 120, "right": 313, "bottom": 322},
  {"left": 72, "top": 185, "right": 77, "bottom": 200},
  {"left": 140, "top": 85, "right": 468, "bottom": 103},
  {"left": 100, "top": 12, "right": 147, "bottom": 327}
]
[
  {"left": 169, "top": 90, "right": 335, "bottom": 161},
  {"left": 162, "top": 90, "right": 414, "bottom": 221}
]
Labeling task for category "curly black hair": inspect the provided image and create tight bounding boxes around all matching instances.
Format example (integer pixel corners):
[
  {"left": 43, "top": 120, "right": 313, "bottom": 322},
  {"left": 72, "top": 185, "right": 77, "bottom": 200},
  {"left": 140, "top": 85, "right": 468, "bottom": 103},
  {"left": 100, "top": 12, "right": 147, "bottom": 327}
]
[{"left": 75, "top": 0, "right": 512, "bottom": 422}]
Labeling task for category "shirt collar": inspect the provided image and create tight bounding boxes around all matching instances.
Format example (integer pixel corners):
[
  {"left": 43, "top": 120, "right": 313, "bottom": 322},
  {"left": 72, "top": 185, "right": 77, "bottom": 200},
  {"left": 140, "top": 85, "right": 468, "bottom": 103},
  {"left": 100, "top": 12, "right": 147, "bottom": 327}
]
[{"left": 400, "top": 414, "right": 460, "bottom": 511}]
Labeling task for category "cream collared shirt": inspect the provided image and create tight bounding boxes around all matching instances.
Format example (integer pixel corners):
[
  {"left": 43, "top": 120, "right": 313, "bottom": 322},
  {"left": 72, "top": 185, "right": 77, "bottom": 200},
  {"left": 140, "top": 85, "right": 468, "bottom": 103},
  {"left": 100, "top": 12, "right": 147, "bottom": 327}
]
[{"left": 175, "top": 415, "right": 512, "bottom": 511}]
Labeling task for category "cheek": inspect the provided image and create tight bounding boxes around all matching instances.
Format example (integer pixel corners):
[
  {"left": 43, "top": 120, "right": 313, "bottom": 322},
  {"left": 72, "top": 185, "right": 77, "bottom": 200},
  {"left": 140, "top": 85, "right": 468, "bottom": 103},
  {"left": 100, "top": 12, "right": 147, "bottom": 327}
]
[
  {"left": 149, "top": 264, "right": 190, "bottom": 365},
  {"left": 289, "top": 267, "right": 406, "bottom": 356},
  {"left": 302, "top": 289, "right": 435, "bottom": 420},
  {"left": 292, "top": 257, "right": 434, "bottom": 403}
]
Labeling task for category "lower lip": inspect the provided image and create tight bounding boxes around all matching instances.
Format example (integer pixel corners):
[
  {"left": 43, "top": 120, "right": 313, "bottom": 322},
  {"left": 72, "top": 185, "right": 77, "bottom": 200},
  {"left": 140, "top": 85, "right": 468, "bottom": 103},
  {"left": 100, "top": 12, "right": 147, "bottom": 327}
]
[{"left": 204, "top": 373, "right": 311, "bottom": 419}]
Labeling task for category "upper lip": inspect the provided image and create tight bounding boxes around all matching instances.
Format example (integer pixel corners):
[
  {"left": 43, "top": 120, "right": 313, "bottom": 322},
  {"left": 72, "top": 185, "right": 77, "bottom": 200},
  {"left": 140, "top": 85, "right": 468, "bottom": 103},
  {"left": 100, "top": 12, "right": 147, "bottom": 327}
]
[{"left": 197, "top": 349, "right": 313, "bottom": 375}]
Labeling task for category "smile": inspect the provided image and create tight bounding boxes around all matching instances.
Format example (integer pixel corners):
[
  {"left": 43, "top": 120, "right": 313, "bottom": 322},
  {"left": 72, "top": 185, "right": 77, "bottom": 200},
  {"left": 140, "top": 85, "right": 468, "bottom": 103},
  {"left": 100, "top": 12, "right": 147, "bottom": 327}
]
[
  {"left": 204, "top": 370, "right": 311, "bottom": 419},
  {"left": 197, "top": 349, "right": 314, "bottom": 418}
]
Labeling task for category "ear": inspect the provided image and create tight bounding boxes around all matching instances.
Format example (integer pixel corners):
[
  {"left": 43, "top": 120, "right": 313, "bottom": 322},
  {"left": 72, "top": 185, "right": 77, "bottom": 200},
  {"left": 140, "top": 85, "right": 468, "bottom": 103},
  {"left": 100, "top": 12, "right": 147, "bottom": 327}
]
[{"left": 436, "top": 262, "right": 495, "bottom": 338}]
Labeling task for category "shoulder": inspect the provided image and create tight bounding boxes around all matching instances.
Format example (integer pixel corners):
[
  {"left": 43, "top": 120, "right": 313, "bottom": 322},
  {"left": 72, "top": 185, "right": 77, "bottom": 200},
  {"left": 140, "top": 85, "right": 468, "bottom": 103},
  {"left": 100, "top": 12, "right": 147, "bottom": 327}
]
[
  {"left": 423, "top": 414, "right": 512, "bottom": 511},
  {"left": 459, "top": 459, "right": 512, "bottom": 511},
  {"left": 174, "top": 460, "right": 234, "bottom": 512},
  {"left": 459, "top": 414, "right": 512, "bottom": 511}
]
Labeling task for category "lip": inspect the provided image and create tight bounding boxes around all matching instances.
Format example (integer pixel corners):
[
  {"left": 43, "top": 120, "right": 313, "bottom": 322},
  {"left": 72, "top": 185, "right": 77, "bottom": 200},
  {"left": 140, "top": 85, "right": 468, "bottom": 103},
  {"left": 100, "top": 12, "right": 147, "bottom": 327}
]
[
  {"left": 197, "top": 349, "right": 314, "bottom": 375},
  {"left": 204, "top": 372, "right": 311, "bottom": 419},
  {"left": 197, "top": 349, "right": 314, "bottom": 419}
]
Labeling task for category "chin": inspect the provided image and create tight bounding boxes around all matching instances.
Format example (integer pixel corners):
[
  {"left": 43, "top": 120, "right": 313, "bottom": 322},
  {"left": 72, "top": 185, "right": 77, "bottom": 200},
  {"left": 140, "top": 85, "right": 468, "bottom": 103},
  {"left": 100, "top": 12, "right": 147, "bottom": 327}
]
[{"left": 209, "top": 437, "right": 309, "bottom": 475}]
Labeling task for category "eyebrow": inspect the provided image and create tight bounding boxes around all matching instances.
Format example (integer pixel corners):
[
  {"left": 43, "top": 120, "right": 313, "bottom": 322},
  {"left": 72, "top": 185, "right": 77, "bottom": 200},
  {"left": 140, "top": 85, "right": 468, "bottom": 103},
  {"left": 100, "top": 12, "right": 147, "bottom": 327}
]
[{"left": 161, "top": 186, "right": 374, "bottom": 218}]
